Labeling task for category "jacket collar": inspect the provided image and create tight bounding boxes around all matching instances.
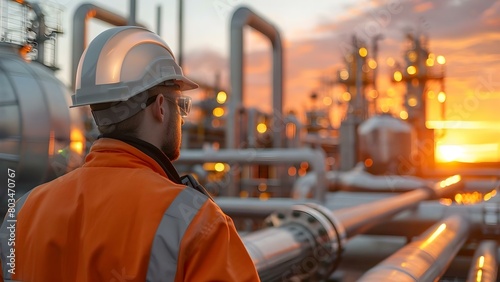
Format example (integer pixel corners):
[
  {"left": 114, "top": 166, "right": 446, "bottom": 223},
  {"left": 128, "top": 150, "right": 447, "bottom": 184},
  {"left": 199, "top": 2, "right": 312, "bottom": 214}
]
[{"left": 88, "top": 135, "right": 182, "bottom": 184}]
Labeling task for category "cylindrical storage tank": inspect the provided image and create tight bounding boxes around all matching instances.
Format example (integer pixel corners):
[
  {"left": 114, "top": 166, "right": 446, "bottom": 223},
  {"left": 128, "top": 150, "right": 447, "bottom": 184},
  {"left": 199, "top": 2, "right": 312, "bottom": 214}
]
[
  {"left": 0, "top": 43, "right": 86, "bottom": 216},
  {"left": 358, "top": 114, "right": 415, "bottom": 175}
]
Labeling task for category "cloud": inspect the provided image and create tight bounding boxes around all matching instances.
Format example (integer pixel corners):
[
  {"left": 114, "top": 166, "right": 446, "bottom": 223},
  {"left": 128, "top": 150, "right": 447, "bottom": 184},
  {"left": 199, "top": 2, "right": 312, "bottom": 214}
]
[
  {"left": 184, "top": 0, "right": 500, "bottom": 130},
  {"left": 413, "top": 2, "right": 434, "bottom": 13}
]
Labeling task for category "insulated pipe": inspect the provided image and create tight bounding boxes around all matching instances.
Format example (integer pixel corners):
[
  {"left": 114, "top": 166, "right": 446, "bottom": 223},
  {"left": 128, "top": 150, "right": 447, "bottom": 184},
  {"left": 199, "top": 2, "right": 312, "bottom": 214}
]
[
  {"left": 71, "top": 3, "right": 146, "bottom": 89},
  {"left": 292, "top": 169, "right": 432, "bottom": 200},
  {"left": 178, "top": 148, "right": 326, "bottom": 201},
  {"left": 228, "top": 6, "right": 283, "bottom": 149},
  {"left": 466, "top": 240, "right": 498, "bottom": 282},
  {"left": 358, "top": 215, "right": 470, "bottom": 282},
  {"left": 242, "top": 175, "right": 464, "bottom": 281}
]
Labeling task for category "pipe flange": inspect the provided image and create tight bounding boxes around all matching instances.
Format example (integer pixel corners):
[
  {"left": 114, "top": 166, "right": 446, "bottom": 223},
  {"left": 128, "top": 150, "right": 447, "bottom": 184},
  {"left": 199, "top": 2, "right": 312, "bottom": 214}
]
[
  {"left": 304, "top": 203, "right": 347, "bottom": 275},
  {"left": 265, "top": 204, "right": 343, "bottom": 280}
]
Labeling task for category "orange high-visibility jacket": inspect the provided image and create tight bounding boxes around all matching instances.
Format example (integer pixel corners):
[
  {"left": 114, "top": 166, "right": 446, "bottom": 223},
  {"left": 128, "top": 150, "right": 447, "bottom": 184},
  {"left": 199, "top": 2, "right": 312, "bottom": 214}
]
[{"left": 0, "top": 138, "right": 260, "bottom": 282}]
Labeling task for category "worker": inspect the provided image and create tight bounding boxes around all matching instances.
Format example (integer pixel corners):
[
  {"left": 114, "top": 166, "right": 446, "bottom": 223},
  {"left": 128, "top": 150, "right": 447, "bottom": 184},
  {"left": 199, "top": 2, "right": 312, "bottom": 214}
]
[{"left": 0, "top": 26, "right": 260, "bottom": 282}]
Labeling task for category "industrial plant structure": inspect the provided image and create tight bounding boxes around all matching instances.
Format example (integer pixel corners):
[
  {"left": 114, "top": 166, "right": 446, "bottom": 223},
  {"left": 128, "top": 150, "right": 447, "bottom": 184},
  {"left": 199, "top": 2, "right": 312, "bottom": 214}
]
[{"left": 1, "top": 0, "right": 499, "bottom": 281}]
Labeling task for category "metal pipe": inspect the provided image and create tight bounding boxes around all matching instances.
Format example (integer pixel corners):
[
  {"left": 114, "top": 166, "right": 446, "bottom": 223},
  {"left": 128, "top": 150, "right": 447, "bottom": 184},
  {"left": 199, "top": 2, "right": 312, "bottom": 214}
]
[
  {"left": 292, "top": 169, "right": 432, "bottom": 200},
  {"left": 178, "top": 148, "right": 326, "bottom": 201},
  {"left": 177, "top": 0, "right": 183, "bottom": 67},
  {"left": 333, "top": 189, "right": 430, "bottom": 237},
  {"left": 333, "top": 175, "right": 462, "bottom": 237},
  {"left": 241, "top": 176, "right": 464, "bottom": 281},
  {"left": 354, "top": 36, "right": 364, "bottom": 119},
  {"left": 156, "top": 5, "right": 161, "bottom": 36},
  {"left": 128, "top": 0, "right": 136, "bottom": 25},
  {"left": 358, "top": 215, "right": 470, "bottom": 282},
  {"left": 216, "top": 197, "right": 315, "bottom": 218},
  {"left": 71, "top": 3, "right": 146, "bottom": 89},
  {"left": 466, "top": 240, "right": 498, "bottom": 282},
  {"left": 340, "top": 191, "right": 500, "bottom": 239},
  {"left": 31, "top": 3, "right": 46, "bottom": 66},
  {"left": 243, "top": 225, "right": 314, "bottom": 281},
  {"left": 228, "top": 6, "right": 283, "bottom": 149},
  {"left": 244, "top": 203, "right": 346, "bottom": 281}
]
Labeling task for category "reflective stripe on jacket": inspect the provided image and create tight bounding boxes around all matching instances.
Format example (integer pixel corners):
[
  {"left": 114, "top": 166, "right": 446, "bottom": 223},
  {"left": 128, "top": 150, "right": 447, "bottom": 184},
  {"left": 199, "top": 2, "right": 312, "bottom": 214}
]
[{"left": 0, "top": 138, "right": 260, "bottom": 281}]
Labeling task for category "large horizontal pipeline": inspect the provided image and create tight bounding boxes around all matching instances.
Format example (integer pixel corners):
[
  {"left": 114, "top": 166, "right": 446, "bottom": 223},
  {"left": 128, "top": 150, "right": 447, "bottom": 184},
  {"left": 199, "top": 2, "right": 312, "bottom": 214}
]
[
  {"left": 292, "top": 169, "right": 437, "bottom": 200},
  {"left": 358, "top": 215, "right": 470, "bottom": 282},
  {"left": 242, "top": 175, "right": 464, "bottom": 281}
]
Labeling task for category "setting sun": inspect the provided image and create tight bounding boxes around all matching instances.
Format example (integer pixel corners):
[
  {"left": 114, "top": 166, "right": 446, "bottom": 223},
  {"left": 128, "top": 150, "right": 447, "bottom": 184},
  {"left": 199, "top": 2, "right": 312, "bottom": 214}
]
[
  {"left": 436, "top": 145, "right": 465, "bottom": 162},
  {"left": 435, "top": 143, "right": 499, "bottom": 163}
]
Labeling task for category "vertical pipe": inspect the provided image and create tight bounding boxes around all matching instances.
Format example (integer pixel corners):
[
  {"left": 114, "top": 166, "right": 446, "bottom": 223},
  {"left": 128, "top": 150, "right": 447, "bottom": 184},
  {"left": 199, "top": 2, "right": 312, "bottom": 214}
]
[
  {"left": 0, "top": 0, "right": 3, "bottom": 39},
  {"left": 229, "top": 6, "right": 283, "bottom": 149},
  {"left": 71, "top": 4, "right": 146, "bottom": 90},
  {"left": 31, "top": 3, "right": 46, "bottom": 66},
  {"left": 178, "top": 0, "right": 183, "bottom": 67},
  {"left": 156, "top": 5, "right": 162, "bottom": 36},
  {"left": 128, "top": 0, "right": 136, "bottom": 26},
  {"left": 466, "top": 240, "right": 498, "bottom": 282},
  {"left": 354, "top": 36, "right": 363, "bottom": 120},
  {"left": 371, "top": 34, "right": 383, "bottom": 114}
]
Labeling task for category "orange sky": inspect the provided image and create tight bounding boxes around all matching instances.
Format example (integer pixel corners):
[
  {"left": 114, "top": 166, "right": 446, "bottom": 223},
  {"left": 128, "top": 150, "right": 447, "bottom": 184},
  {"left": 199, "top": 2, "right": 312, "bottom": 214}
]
[{"left": 183, "top": 0, "right": 500, "bottom": 162}]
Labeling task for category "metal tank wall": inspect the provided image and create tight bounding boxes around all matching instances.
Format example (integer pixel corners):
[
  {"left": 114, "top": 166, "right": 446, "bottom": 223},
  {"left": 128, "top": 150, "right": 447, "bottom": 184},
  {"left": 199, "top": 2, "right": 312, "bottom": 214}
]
[
  {"left": 0, "top": 43, "right": 86, "bottom": 216},
  {"left": 358, "top": 114, "right": 415, "bottom": 175}
]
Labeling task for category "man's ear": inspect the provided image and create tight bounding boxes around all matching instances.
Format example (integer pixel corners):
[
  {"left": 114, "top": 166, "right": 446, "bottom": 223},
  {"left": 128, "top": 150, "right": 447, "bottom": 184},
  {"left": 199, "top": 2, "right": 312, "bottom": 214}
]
[{"left": 151, "top": 94, "right": 167, "bottom": 122}]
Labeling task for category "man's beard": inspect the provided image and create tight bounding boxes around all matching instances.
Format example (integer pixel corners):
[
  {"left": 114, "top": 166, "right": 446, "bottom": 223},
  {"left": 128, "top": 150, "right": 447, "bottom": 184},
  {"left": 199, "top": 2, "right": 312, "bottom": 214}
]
[{"left": 161, "top": 115, "right": 181, "bottom": 161}]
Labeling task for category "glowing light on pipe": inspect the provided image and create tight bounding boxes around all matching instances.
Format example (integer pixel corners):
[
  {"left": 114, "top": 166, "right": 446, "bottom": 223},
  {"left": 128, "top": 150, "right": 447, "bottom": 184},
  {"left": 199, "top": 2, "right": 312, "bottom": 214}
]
[
  {"left": 407, "top": 65, "right": 417, "bottom": 75},
  {"left": 399, "top": 110, "right": 408, "bottom": 120},
  {"left": 342, "top": 92, "right": 351, "bottom": 102},
  {"left": 257, "top": 123, "right": 267, "bottom": 134},
  {"left": 476, "top": 269, "right": 483, "bottom": 282},
  {"left": 426, "top": 58, "right": 434, "bottom": 67},
  {"left": 340, "top": 69, "right": 349, "bottom": 80},
  {"left": 393, "top": 71, "right": 402, "bottom": 82},
  {"left": 368, "top": 59, "right": 377, "bottom": 69},
  {"left": 359, "top": 47, "right": 368, "bottom": 57},
  {"left": 439, "top": 175, "right": 461, "bottom": 188},
  {"left": 437, "top": 55, "right": 446, "bottom": 65},
  {"left": 213, "top": 107, "right": 224, "bottom": 117},
  {"left": 216, "top": 91, "right": 227, "bottom": 104},
  {"left": 478, "top": 256, "right": 485, "bottom": 268},
  {"left": 214, "top": 162, "right": 225, "bottom": 172},
  {"left": 438, "top": 91, "right": 446, "bottom": 103},
  {"left": 408, "top": 96, "right": 418, "bottom": 107},
  {"left": 421, "top": 223, "right": 447, "bottom": 249}
]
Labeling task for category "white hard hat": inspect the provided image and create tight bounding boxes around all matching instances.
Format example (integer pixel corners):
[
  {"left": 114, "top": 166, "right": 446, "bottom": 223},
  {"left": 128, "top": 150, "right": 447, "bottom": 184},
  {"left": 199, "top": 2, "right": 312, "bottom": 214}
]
[{"left": 71, "top": 26, "right": 198, "bottom": 125}]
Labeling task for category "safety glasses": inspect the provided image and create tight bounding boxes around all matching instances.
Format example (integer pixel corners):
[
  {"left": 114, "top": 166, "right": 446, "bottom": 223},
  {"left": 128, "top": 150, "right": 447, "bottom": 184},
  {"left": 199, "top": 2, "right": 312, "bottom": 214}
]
[{"left": 146, "top": 94, "right": 192, "bottom": 117}]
